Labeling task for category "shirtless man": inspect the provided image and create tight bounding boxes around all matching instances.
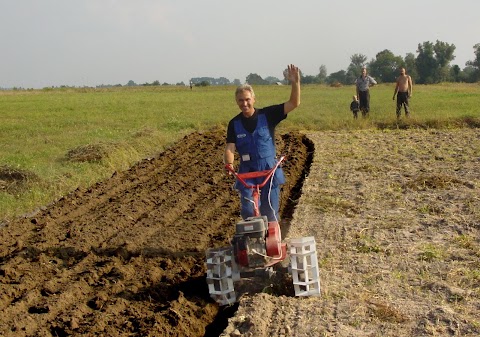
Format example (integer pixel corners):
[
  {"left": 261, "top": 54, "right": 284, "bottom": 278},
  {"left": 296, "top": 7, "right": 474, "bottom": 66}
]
[{"left": 392, "top": 67, "right": 413, "bottom": 118}]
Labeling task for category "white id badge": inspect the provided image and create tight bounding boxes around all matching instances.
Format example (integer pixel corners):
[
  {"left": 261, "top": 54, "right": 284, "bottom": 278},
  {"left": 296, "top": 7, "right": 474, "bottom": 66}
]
[{"left": 242, "top": 154, "right": 251, "bottom": 162}]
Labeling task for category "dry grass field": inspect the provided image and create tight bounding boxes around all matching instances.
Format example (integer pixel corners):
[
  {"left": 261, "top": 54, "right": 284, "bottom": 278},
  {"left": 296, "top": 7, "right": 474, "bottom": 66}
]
[{"left": 223, "top": 128, "right": 480, "bottom": 336}]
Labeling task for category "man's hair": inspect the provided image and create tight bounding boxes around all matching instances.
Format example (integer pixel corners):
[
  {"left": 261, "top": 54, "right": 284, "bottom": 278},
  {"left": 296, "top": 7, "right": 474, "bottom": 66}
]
[{"left": 235, "top": 84, "right": 255, "bottom": 99}]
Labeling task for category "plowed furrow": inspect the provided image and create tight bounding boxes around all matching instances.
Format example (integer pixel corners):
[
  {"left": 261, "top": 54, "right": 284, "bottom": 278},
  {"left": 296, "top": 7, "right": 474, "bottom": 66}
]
[{"left": 0, "top": 129, "right": 309, "bottom": 337}]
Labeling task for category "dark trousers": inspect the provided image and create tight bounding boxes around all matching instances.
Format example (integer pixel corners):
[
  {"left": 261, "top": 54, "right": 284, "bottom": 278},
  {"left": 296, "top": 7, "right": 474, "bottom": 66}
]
[
  {"left": 358, "top": 90, "right": 370, "bottom": 117},
  {"left": 396, "top": 92, "right": 410, "bottom": 117}
]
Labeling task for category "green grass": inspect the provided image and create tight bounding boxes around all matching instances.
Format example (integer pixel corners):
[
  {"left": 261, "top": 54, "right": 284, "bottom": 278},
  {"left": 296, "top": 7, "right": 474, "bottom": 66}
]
[
  {"left": 419, "top": 243, "right": 445, "bottom": 262},
  {"left": 1, "top": 83, "right": 479, "bottom": 221}
]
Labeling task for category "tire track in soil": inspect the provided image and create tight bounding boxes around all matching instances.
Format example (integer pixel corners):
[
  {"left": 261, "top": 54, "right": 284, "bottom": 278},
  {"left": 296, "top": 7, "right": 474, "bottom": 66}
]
[{"left": 0, "top": 127, "right": 312, "bottom": 337}]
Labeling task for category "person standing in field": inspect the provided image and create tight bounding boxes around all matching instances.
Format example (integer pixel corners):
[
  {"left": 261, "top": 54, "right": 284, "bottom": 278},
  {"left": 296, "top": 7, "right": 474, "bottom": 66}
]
[
  {"left": 350, "top": 95, "right": 360, "bottom": 119},
  {"left": 224, "top": 64, "right": 301, "bottom": 222},
  {"left": 392, "top": 67, "right": 413, "bottom": 118},
  {"left": 355, "top": 66, "right": 377, "bottom": 117}
]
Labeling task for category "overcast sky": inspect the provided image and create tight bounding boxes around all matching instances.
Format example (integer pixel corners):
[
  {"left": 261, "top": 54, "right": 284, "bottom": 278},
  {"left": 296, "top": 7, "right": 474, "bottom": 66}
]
[{"left": 1, "top": 0, "right": 479, "bottom": 88}]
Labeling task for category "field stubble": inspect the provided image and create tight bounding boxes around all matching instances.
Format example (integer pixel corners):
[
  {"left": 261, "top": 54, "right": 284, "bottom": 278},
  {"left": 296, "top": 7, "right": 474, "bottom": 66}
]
[{"left": 223, "top": 128, "right": 480, "bottom": 337}]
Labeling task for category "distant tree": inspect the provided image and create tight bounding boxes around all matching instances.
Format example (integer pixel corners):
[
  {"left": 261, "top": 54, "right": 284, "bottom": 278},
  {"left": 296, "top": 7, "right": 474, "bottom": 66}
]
[
  {"left": 416, "top": 41, "right": 438, "bottom": 84},
  {"left": 346, "top": 54, "right": 368, "bottom": 83},
  {"left": 344, "top": 54, "right": 368, "bottom": 84},
  {"left": 176, "top": 81, "right": 186, "bottom": 86},
  {"left": 461, "top": 65, "right": 478, "bottom": 83},
  {"left": 126, "top": 80, "right": 137, "bottom": 86},
  {"left": 282, "top": 67, "right": 289, "bottom": 84},
  {"left": 466, "top": 43, "right": 480, "bottom": 69},
  {"left": 152, "top": 80, "right": 161, "bottom": 86},
  {"left": 190, "top": 76, "right": 232, "bottom": 85},
  {"left": 191, "top": 77, "right": 214, "bottom": 85},
  {"left": 466, "top": 43, "right": 480, "bottom": 82},
  {"left": 416, "top": 40, "right": 456, "bottom": 83},
  {"left": 404, "top": 52, "right": 418, "bottom": 82},
  {"left": 450, "top": 65, "right": 462, "bottom": 82},
  {"left": 318, "top": 65, "right": 328, "bottom": 84},
  {"left": 233, "top": 79, "right": 241, "bottom": 86},
  {"left": 216, "top": 77, "right": 231, "bottom": 85},
  {"left": 246, "top": 73, "right": 268, "bottom": 85},
  {"left": 369, "top": 49, "right": 404, "bottom": 83},
  {"left": 350, "top": 54, "right": 368, "bottom": 69},
  {"left": 327, "top": 70, "right": 347, "bottom": 85},
  {"left": 434, "top": 40, "right": 456, "bottom": 82},
  {"left": 264, "top": 76, "right": 281, "bottom": 84},
  {"left": 301, "top": 75, "right": 318, "bottom": 84}
]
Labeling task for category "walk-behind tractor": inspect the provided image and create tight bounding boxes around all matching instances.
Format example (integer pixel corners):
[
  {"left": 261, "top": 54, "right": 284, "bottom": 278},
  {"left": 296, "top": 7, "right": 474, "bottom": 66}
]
[{"left": 206, "top": 156, "right": 321, "bottom": 305}]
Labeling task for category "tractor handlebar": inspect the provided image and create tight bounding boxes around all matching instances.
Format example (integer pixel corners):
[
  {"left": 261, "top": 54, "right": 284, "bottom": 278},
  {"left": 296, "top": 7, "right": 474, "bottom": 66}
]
[{"left": 225, "top": 155, "right": 286, "bottom": 189}]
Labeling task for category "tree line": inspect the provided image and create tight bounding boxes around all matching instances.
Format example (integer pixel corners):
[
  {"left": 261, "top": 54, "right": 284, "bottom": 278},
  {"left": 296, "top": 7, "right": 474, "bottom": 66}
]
[
  {"left": 78, "top": 40, "right": 480, "bottom": 90},
  {"left": 237, "top": 40, "right": 478, "bottom": 86},
  {"left": 301, "top": 41, "right": 480, "bottom": 85},
  {"left": 166, "top": 40, "right": 480, "bottom": 87},
  {"left": 8, "top": 40, "right": 477, "bottom": 90},
  {"left": 191, "top": 40, "right": 479, "bottom": 87}
]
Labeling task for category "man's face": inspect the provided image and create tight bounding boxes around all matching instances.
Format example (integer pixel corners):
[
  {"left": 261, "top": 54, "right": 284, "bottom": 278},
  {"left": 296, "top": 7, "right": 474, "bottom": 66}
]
[
  {"left": 236, "top": 90, "right": 255, "bottom": 116},
  {"left": 361, "top": 68, "right": 367, "bottom": 76},
  {"left": 400, "top": 68, "right": 406, "bottom": 75}
]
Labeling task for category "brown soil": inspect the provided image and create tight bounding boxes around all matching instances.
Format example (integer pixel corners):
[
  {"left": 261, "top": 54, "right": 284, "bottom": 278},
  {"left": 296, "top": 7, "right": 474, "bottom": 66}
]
[
  {"left": 0, "top": 127, "right": 310, "bottom": 337},
  {"left": 2, "top": 128, "right": 479, "bottom": 337}
]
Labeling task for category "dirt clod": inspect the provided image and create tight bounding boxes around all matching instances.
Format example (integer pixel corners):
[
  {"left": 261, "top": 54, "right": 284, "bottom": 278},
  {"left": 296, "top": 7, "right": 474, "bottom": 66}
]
[{"left": 0, "top": 165, "right": 39, "bottom": 193}]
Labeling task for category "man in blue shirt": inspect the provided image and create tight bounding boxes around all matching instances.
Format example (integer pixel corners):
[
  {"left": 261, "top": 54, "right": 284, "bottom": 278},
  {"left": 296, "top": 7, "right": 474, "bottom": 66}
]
[
  {"left": 224, "top": 64, "right": 301, "bottom": 221},
  {"left": 355, "top": 67, "right": 377, "bottom": 117}
]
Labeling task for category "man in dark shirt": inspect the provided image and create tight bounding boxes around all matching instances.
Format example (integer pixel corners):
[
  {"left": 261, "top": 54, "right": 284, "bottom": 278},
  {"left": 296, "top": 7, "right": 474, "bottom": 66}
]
[
  {"left": 355, "top": 67, "right": 377, "bottom": 117},
  {"left": 224, "top": 64, "right": 301, "bottom": 221}
]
